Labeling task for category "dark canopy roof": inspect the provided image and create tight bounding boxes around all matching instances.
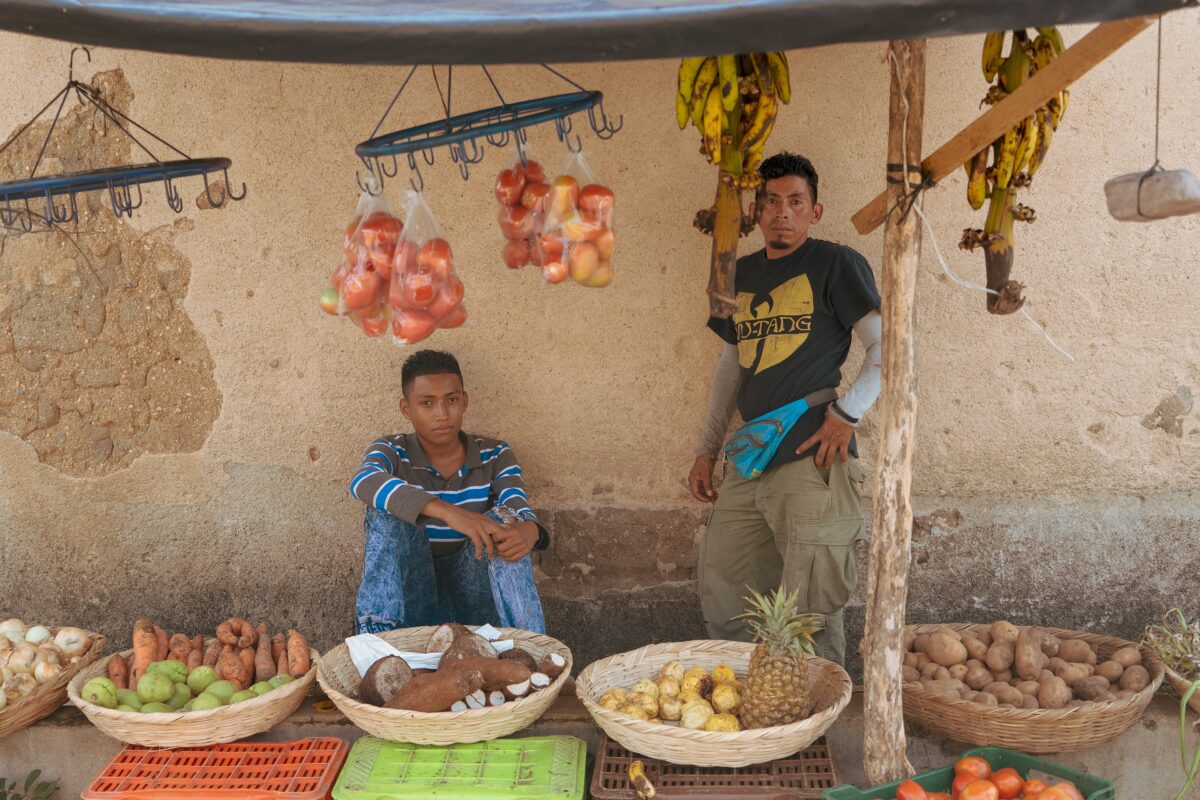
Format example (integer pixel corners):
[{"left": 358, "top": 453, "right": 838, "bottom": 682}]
[{"left": 0, "top": 0, "right": 1190, "bottom": 64}]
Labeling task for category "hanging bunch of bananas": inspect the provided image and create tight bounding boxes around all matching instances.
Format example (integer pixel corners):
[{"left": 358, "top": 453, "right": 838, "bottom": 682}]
[
  {"left": 676, "top": 53, "right": 792, "bottom": 316},
  {"left": 959, "top": 27, "right": 1069, "bottom": 314}
]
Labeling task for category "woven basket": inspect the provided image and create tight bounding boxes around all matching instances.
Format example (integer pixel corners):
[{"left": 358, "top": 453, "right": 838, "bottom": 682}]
[
  {"left": 575, "top": 639, "right": 853, "bottom": 768},
  {"left": 316, "top": 626, "right": 571, "bottom": 745},
  {"left": 1164, "top": 665, "right": 1200, "bottom": 716},
  {"left": 0, "top": 628, "right": 105, "bottom": 739},
  {"left": 902, "top": 623, "right": 1165, "bottom": 753},
  {"left": 67, "top": 638, "right": 319, "bottom": 747}
]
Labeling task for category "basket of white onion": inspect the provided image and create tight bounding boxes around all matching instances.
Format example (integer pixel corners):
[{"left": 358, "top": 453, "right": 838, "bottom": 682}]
[{"left": 0, "top": 619, "right": 105, "bottom": 738}]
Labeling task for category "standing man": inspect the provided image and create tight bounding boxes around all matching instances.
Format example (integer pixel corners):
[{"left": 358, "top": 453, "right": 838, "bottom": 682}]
[{"left": 689, "top": 152, "right": 883, "bottom": 665}]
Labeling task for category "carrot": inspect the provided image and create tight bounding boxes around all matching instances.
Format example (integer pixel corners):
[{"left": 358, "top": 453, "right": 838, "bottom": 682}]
[
  {"left": 218, "top": 644, "right": 250, "bottom": 690},
  {"left": 107, "top": 654, "right": 129, "bottom": 690},
  {"left": 152, "top": 625, "right": 169, "bottom": 661},
  {"left": 254, "top": 623, "right": 275, "bottom": 683},
  {"left": 167, "top": 633, "right": 191, "bottom": 664},
  {"left": 286, "top": 629, "right": 311, "bottom": 677},
  {"left": 131, "top": 619, "right": 157, "bottom": 687},
  {"left": 238, "top": 645, "right": 255, "bottom": 680},
  {"left": 276, "top": 649, "right": 288, "bottom": 677},
  {"left": 202, "top": 638, "right": 223, "bottom": 667}
]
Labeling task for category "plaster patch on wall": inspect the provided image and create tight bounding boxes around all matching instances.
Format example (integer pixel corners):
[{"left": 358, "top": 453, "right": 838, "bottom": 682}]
[
  {"left": 0, "top": 69, "right": 220, "bottom": 477},
  {"left": 1142, "top": 387, "right": 1192, "bottom": 438}
]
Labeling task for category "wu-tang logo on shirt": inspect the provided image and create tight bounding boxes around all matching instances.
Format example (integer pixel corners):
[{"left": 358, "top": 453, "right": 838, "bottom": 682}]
[{"left": 734, "top": 273, "right": 814, "bottom": 373}]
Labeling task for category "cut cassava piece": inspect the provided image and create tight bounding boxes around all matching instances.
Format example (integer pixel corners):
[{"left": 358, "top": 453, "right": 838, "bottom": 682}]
[
  {"left": 539, "top": 652, "right": 567, "bottom": 679},
  {"left": 427, "top": 623, "right": 472, "bottom": 654},
  {"left": 439, "top": 633, "right": 498, "bottom": 666},
  {"left": 357, "top": 655, "right": 414, "bottom": 707}
]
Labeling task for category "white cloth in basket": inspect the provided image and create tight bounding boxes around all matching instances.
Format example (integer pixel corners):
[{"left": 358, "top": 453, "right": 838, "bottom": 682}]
[{"left": 346, "top": 627, "right": 516, "bottom": 677}]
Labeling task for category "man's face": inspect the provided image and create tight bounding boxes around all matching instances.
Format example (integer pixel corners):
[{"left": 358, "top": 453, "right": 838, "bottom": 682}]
[
  {"left": 400, "top": 373, "right": 467, "bottom": 447},
  {"left": 753, "top": 174, "right": 823, "bottom": 252}
]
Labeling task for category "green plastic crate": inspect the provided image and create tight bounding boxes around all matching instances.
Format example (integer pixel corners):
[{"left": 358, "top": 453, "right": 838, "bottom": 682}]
[
  {"left": 821, "top": 746, "right": 1115, "bottom": 800},
  {"left": 332, "top": 736, "right": 587, "bottom": 800}
]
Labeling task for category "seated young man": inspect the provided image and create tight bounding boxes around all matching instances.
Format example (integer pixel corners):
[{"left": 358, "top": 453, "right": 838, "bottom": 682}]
[{"left": 350, "top": 349, "right": 548, "bottom": 634}]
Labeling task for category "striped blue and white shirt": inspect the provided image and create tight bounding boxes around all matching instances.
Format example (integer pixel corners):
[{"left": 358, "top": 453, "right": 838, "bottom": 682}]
[{"left": 349, "top": 432, "right": 538, "bottom": 545}]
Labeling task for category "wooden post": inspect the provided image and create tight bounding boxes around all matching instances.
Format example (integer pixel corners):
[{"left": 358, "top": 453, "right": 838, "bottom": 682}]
[{"left": 862, "top": 38, "right": 924, "bottom": 785}]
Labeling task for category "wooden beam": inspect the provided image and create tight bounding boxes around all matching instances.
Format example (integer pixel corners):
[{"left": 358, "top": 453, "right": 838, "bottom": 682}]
[
  {"left": 861, "top": 38, "right": 924, "bottom": 786},
  {"left": 851, "top": 16, "right": 1152, "bottom": 235}
]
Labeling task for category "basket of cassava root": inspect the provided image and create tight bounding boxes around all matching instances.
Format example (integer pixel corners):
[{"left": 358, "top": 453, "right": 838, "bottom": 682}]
[
  {"left": 316, "top": 623, "right": 572, "bottom": 745},
  {"left": 902, "top": 621, "right": 1164, "bottom": 752}
]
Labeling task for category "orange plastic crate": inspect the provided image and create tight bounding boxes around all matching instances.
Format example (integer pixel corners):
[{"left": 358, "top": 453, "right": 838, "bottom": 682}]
[{"left": 82, "top": 738, "right": 349, "bottom": 800}]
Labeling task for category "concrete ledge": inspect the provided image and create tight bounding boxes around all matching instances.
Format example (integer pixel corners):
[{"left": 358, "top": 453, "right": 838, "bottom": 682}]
[{"left": 1, "top": 685, "right": 1195, "bottom": 798}]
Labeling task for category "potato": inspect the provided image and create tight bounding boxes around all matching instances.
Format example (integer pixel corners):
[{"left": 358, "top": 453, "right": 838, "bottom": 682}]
[
  {"left": 1039, "top": 635, "right": 1060, "bottom": 658},
  {"left": 963, "top": 637, "right": 989, "bottom": 662},
  {"left": 903, "top": 652, "right": 920, "bottom": 670},
  {"left": 1047, "top": 657, "right": 1067, "bottom": 673},
  {"left": 985, "top": 640, "right": 1014, "bottom": 673},
  {"left": 982, "top": 682, "right": 1024, "bottom": 706},
  {"left": 711, "top": 683, "right": 740, "bottom": 714},
  {"left": 598, "top": 687, "right": 628, "bottom": 710},
  {"left": 1096, "top": 660, "right": 1124, "bottom": 682},
  {"left": 965, "top": 658, "right": 984, "bottom": 670},
  {"left": 659, "top": 661, "right": 686, "bottom": 684},
  {"left": 903, "top": 628, "right": 917, "bottom": 652},
  {"left": 973, "top": 691, "right": 998, "bottom": 707},
  {"left": 631, "top": 679, "right": 659, "bottom": 699},
  {"left": 1021, "top": 694, "right": 1040, "bottom": 709},
  {"left": 1119, "top": 664, "right": 1150, "bottom": 693},
  {"left": 680, "top": 702, "right": 714, "bottom": 730},
  {"left": 659, "top": 696, "right": 683, "bottom": 721},
  {"left": 619, "top": 704, "right": 652, "bottom": 721},
  {"left": 928, "top": 631, "right": 969, "bottom": 667},
  {"left": 948, "top": 664, "right": 969, "bottom": 682},
  {"left": 921, "top": 661, "right": 941, "bottom": 679},
  {"left": 1073, "top": 676, "right": 1111, "bottom": 701},
  {"left": 913, "top": 633, "right": 933, "bottom": 655},
  {"left": 1039, "top": 669, "right": 1055, "bottom": 683},
  {"left": 626, "top": 691, "right": 659, "bottom": 718},
  {"left": 914, "top": 653, "right": 931, "bottom": 671},
  {"left": 991, "top": 621, "right": 1019, "bottom": 644},
  {"left": 1037, "top": 675, "right": 1071, "bottom": 710},
  {"left": 657, "top": 677, "right": 681, "bottom": 699},
  {"left": 1111, "top": 646, "right": 1142, "bottom": 668},
  {"left": 932, "top": 666, "right": 951, "bottom": 681},
  {"left": 992, "top": 669, "right": 1013, "bottom": 684},
  {"left": 902, "top": 666, "right": 921, "bottom": 683},
  {"left": 964, "top": 666, "right": 994, "bottom": 691},
  {"left": 923, "top": 678, "right": 966, "bottom": 698},
  {"left": 1056, "top": 639, "right": 1094, "bottom": 664},
  {"left": 1014, "top": 628, "right": 1050, "bottom": 681},
  {"left": 1015, "top": 680, "right": 1041, "bottom": 696},
  {"left": 1114, "top": 689, "right": 1136, "bottom": 700},
  {"left": 1054, "top": 662, "right": 1091, "bottom": 688},
  {"left": 961, "top": 689, "right": 979, "bottom": 701}
]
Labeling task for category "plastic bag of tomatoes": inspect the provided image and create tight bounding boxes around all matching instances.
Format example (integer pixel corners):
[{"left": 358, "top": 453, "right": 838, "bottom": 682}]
[
  {"left": 539, "top": 150, "right": 616, "bottom": 288},
  {"left": 495, "top": 154, "right": 549, "bottom": 272},
  {"left": 388, "top": 190, "right": 467, "bottom": 346},
  {"left": 319, "top": 189, "right": 403, "bottom": 337}
]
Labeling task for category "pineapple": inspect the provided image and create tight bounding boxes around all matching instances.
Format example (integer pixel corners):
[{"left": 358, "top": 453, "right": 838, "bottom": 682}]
[{"left": 733, "top": 586, "right": 823, "bottom": 729}]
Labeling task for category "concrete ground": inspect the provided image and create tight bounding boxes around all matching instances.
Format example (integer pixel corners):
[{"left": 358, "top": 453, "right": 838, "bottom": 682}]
[{"left": 1, "top": 684, "right": 1196, "bottom": 798}]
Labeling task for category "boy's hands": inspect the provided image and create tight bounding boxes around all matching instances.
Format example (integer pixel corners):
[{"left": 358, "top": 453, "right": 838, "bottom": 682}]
[
  {"left": 493, "top": 521, "right": 540, "bottom": 562},
  {"left": 432, "top": 503, "right": 507, "bottom": 560}
]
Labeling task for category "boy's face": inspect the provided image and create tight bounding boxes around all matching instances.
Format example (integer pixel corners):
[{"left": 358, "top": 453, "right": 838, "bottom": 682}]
[{"left": 400, "top": 373, "right": 468, "bottom": 448}]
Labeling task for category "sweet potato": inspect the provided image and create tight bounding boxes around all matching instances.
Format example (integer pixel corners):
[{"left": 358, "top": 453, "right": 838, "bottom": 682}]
[
  {"left": 271, "top": 633, "right": 286, "bottom": 663},
  {"left": 287, "top": 629, "right": 311, "bottom": 677},
  {"left": 254, "top": 623, "right": 275, "bottom": 683},
  {"left": 107, "top": 654, "right": 129, "bottom": 690},
  {"left": 202, "top": 639, "right": 223, "bottom": 668},
  {"left": 131, "top": 619, "right": 157, "bottom": 687},
  {"left": 168, "top": 633, "right": 191, "bottom": 664},
  {"left": 499, "top": 648, "right": 539, "bottom": 673},
  {"left": 358, "top": 656, "right": 414, "bottom": 706},
  {"left": 439, "top": 634, "right": 498, "bottom": 667},
  {"left": 445, "top": 656, "right": 531, "bottom": 691},
  {"left": 386, "top": 669, "right": 479, "bottom": 712},
  {"left": 153, "top": 625, "right": 169, "bottom": 661},
  {"left": 219, "top": 644, "right": 250, "bottom": 690},
  {"left": 427, "top": 623, "right": 472, "bottom": 654}
]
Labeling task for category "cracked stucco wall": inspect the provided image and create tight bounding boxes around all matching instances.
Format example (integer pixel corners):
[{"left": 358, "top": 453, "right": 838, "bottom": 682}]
[{"left": 0, "top": 19, "right": 1197, "bottom": 667}]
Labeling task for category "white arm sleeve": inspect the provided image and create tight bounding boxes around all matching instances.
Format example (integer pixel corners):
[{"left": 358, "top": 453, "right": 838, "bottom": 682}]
[
  {"left": 695, "top": 343, "right": 742, "bottom": 458},
  {"left": 837, "top": 310, "right": 882, "bottom": 422}
]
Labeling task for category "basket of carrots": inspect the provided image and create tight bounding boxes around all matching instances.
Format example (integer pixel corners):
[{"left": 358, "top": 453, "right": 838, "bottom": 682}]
[{"left": 67, "top": 618, "right": 319, "bottom": 747}]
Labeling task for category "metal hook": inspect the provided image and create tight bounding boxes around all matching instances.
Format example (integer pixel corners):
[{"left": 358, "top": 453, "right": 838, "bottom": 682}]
[
  {"left": 378, "top": 154, "right": 399, "bottom": 178},
  {"left": 68, "top": 47, "right": 91, "bottom": 82},
  {"left": 356, "top": 163, "right": 383, "bottom": 195},
  {"left": 0, "top": 198, "right": 15, "bottom": 228},
  {"left": 458, "top": 137, "right": 484, "bottom": 165},
  {"left": 44, "top": 189, "right": 73, "bottom": 224},
  {"left": 410, "top": 162, "right": 425, "bottom": 193},
  {"left": 222, "top": 168, "right": 247, "bottom": 201},
  {"left": 454, "top": 156, "right": 470, "bottom": 181},
  {"left": 588, "top": 98, "right": 624, "bottom": 140},
  {"left": 486, "top": 129, "right": 510, "bottom": 148},
  {"left": 202, "top": 172, "right": 227, "bottom": 208},
  {"left": 163, "top": 176, "right": 184, "bottom": 212},
  {"left": 20, "top": 198, "right": 37, "bottom": 231}
]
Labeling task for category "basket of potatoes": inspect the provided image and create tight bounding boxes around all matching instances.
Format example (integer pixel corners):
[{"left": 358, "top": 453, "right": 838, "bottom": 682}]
[{"left": 902, "top": 621, "right": 1164, "bottom": 753}]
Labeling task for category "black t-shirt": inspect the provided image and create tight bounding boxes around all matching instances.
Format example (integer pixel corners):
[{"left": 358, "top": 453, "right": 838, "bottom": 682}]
[{"left": 708, "top": 238, "right": 881, "bottom": 471}]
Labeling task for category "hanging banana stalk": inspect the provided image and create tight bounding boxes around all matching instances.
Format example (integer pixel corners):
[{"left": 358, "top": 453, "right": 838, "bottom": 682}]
[
  {"left": 959, "top": 27, "right": 1068, "bottom": 314},
  {"left": 677, "top": 51, "right": 791, "bottom": 317}
]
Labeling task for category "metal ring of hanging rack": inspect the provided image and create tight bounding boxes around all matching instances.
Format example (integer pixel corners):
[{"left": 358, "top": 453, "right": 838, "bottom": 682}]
[{"left": 0, "top": 47, "right": 246, "bottom": 232}]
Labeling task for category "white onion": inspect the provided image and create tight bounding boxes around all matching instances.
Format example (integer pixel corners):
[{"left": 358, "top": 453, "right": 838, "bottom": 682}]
[
  {"left": 52, "top": 628, "right": 89, "bottom": 658},
  {"left": 0, "top": 637, "right": 11, "bottom": 656},
  {"left": 5, "top": 643, "right": 38, "bottom": 674},
  {"left": 23, "top": 625, "right": 51, "bottom": 644},
  {"left": 33, "top": 661, "right": 61, "bottom": 684},
  {"left": 0, "top": 619, "right": 26, "bottom": 646},
  {"left": 0, "top": 666, "right": 12, "bottom": 685},
  {"left": 36, "top": 644, "right": 62, "bottom": 666},
  {"left": 5, "top": 672, "right": 36, "bottom": 701},
  {"left": 0, "top": 686, "right": 6, "bottom": 711}
]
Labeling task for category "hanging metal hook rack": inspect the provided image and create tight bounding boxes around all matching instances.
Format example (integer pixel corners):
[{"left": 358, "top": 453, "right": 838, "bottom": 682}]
[
  {"left": 0, "top": 46, "right": 246, "bottom": 232},
  {"left": 354, "top": 63, "right": 622, "bottom": 193}
]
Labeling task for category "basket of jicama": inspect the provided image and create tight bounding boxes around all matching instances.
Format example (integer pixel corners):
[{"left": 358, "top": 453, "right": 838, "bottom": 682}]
[
  {"left": 575, "top": 588, "right": 853, "bottom": 767},
  {"left": 68, "top": 617, "right": 318, "bottom": 747},
  {"left": 0, "top": 620, "right": 105, "bottom": 738},
  {"left": 316, "top": 623, "right": 572, "bottom": 745},
  {"left": 901, "top": 620, "right": 1164, "bottom": 753}
]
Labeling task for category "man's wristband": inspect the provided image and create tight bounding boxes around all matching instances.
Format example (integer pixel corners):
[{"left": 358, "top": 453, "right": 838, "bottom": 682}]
[{"left": 830, "top": 401, "right": 860, "bottom": 428}]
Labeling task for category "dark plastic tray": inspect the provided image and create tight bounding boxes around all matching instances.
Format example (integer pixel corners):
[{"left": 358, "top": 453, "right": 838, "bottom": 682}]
[{"left": 590, "top": 733, "right": 839, "bottom": 799}]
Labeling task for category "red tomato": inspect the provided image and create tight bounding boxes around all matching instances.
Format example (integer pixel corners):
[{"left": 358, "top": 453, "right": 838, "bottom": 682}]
[
  {"left": 896, "top": 779, "right": 927, "bottom": 800},
  {"left": 541, "top": 260, "right": 568, "bottom": 285},
  {"left": 537, "top": 233, "right": 565, "bottom": 259},
  {"left": 579, "top": 183, "right": 616, "bottom": 224},
  {"left": 1044, "top": 784, "right": 1082, "bottom": 800},
  {"left": 494, "top": 168, "right": 525, "bottom": 206},
  {"left": 549, "top": 174, "right": 580, "bottom": 216},
  {"left": 989, "top": 768, "right": 1022, "bottom": 799},
  {"left": 358, "top": 212, "right": 402, "bottom": 271},
  {"left": 519, "top": 160, "right": 546, "bottom": 184},
  {"left": 392, "top": 309, "right": 436, "bottom": 344},
  {"left": 595, "top": 227, "right": 616, "bottom": 260},
  {"left": 438, "top": 303, "right": 468, "bottom": 329},
  {"left": 958, "top": 780, "right": 998, "bottom": 800},
  {"left": 398, "top": 271, "right": 436, "bottom": 310},
  {"left": 497, "top": 205, "right": 535, "bottom": 241},
  {"left": 427, "top": 275, "right": 464, "bottom": 321},
  {"left": 390, "top": 239, "right": 420, "bottom": 277},
  {"left": 417, "top": 238, "right": 453, "bottom": 278},
  {"left": 343, "top": 215, "right": 361, "bottom": 248},
  {"left": 1022, "top": 779, "right": 1048, "bottom": 796},
  {"left": 318, "top": 287, "right": 340, "bottom": 315},
  {"left": 567, "top": 241, "right": 599, "bottom": 284},
  {"left": 955, "top": 757, "right": 992, "bottom": 781},
  {"left": 331, "top": 256, "right": 351, "bottom": 290},
  {"left": 951, "top": 773, "right": 975, "bottom": 799},
  {"left": 520, "top": 181, "right": 551, "bottom": 212},
  {"left": 1033, "top": 788, "right": 1077, "bottom": 800},
  {"left": 503, "top": 239, "right": 530, "bottom": 269},
  {"left": 340, "top": 266, "right": 381, "bottom": 312},
  {"left": 355, "top": 305, "right": 389, "bottom": 337}
]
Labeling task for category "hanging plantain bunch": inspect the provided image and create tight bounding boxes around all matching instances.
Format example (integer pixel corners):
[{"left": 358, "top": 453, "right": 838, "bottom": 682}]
[
  {"left": 959, "top": 28, "right": 1068, "bottom": 315},
  {"left": 676, "top": 53, "right": 792, "bottom": 317}
]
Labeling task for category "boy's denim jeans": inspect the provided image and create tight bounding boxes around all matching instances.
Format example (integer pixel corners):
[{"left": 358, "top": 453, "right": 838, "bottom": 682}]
[{"left": 354, "top": 507, "right": 546, "bottom": 635}]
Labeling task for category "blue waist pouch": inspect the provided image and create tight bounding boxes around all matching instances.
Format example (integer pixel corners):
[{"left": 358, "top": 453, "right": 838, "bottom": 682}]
[{"left": 723, "top": 388, "right": 838, "bottom": 480}]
